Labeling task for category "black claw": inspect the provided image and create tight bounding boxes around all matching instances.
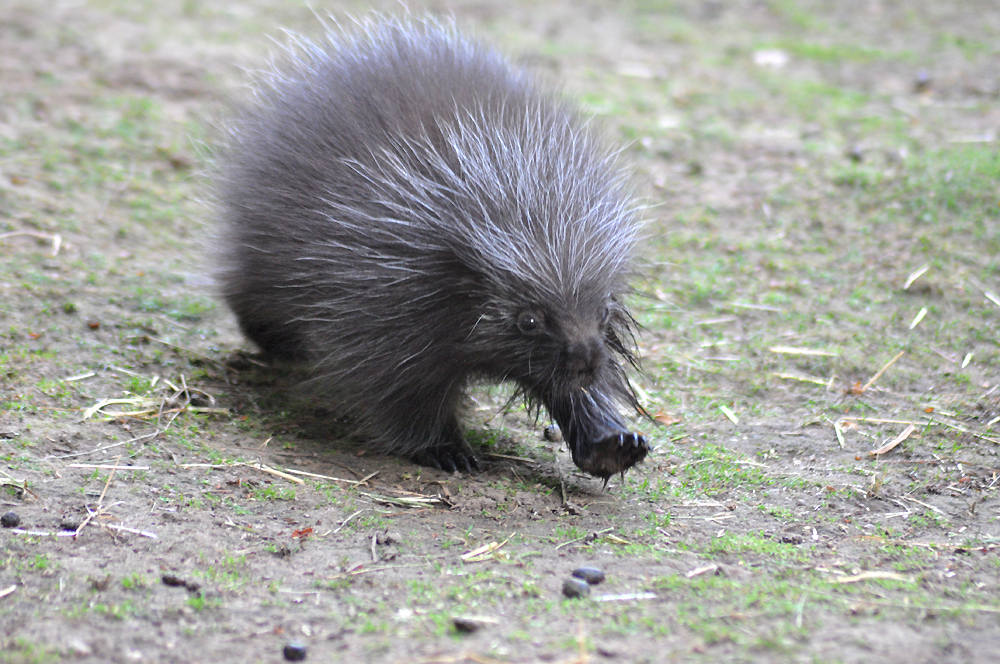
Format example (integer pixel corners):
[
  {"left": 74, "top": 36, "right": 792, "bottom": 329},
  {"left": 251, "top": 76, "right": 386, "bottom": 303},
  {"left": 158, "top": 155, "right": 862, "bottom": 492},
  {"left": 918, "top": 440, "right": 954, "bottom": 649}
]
[
  {"left": 569, "top": 429, "right": 649, "bottom": 480},
  {"left": 412, "top": 442, "right": 479, "bottom": 474},
  {"left": 460, "top": 454, "right": 478, "bottom": 473}
]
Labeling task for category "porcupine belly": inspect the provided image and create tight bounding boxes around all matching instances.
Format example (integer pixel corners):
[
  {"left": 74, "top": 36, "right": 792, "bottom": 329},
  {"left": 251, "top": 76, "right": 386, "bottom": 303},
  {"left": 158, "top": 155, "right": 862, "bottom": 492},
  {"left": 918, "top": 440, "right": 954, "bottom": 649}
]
[{"left": 215, "top": 15, "right": 649, "bottom": 479}]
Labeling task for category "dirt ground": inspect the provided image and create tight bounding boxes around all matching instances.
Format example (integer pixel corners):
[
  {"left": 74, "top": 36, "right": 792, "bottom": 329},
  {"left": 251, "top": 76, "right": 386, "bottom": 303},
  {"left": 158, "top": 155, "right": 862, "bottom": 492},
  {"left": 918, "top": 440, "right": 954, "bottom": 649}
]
[{"left": 2, "top": 1, "right": 999, "bottom": 663}]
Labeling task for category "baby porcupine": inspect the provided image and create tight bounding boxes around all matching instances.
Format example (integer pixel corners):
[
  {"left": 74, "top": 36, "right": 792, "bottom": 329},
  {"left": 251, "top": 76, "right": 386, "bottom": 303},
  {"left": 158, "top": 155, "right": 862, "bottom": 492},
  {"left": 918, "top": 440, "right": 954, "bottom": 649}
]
[{"left": 216, "top": 16, "right": 649, "bottom": 480}]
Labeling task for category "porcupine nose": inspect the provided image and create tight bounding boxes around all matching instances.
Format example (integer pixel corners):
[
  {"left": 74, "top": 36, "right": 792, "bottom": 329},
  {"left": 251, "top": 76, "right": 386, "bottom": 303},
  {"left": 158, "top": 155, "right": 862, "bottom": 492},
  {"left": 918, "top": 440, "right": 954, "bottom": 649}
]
[{"left": 565, "top": 337, "right": 605, "bottom": 387}]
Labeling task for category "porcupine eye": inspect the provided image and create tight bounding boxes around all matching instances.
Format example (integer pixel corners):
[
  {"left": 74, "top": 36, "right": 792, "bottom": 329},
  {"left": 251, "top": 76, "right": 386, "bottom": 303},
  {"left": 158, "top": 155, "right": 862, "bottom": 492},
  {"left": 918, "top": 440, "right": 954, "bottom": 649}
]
[{"left": 516, "top": 310, "right": 545, "bottom": 336}]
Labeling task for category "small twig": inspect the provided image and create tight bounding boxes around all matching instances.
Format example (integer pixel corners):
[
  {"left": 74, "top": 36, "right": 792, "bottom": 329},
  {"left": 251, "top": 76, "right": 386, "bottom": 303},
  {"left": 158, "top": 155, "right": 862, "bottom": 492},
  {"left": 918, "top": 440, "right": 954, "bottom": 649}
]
[
  {"left": 252, "top": 463, "right": 305, "bottom": 485},
  {"left": 67, "top": 464, "right": 149, "bottom": 471},
  {"left": 774, "top": 372, "right": 827, "bottom": 386},
  {"left": 95, "top": 523, "right": 158, "bottom": 539},
  {"left": 732, "top": 302, "right": 783, "bottom": 312},
  {"left": 345, "top": 470, "right": 378, "bottom": 491},
  {"left": 554, "top": 527, "right": 613, "bottom": 551},
  {"left": 593, "top": 592, "right": 657, "bottom": 602},
  {"left": 284, "top": 469, "right": 362, "bottom": 485},
  {"left": 909, "top": 307, "right": 928, "bottom": 330},
  {"left": 901, "top": 494, "right": 946, "bottom": 516},
  {"left": 0, "top": 231, "right": 61, "bottom": 256},
  {"left": 835, "top": 570, "right": 914, "bottom": 584},
  {"left": 870, "top": 424, "right": 916, "bottom": 456},
  {"left": 61, "top": 372, "right": 96, "bottom": 383},
  {"left": 74, "top": 457, "right": 121, "bottom": 537},
  {"left": 359, "top": 492, "right": 442, "bottom": 507},
  {"left": 769, "top": 346, "right": 838, "bottom": 357},
  {"left": 903, "top": 264, "right": 929, "bottom": 289},
  {"left": 181, "top": 460, "right": 305, "bottom": 485},
  {"left": 461, "top": 535, "right": 513, "bottom": 562},
  {"left": 840, "top": 417, "right": 924, "bottom": 426},
  {"left": 333, "top": 509, "right": 370, "bottom": 534},
  {"left": 686, "top": 564, "right": 720, "bottom": 578},
  {"left": 483, "top": 452, "right": 537, "bottom": 464},
  {"left": 862, "top": 351, "right": 905, "bottom": 392}
]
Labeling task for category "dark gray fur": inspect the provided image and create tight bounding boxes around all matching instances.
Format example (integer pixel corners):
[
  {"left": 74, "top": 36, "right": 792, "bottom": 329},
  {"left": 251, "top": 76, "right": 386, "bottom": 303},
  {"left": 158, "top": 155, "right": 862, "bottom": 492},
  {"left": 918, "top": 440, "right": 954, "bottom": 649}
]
[{"left": 216, "top": 16, "right": 648, "bottom": 478}]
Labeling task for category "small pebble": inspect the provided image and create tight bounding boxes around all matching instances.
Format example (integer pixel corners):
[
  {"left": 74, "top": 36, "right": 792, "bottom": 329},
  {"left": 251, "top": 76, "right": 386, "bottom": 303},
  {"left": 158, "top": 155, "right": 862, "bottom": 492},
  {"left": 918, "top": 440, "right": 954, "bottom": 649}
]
[
  {"left": 571, "top": 566, "right": 605, "bottom": 585},
  {"left": 562, "top": 577, "right": 590, "bottom": 599},
  {"left": 0, "top": 512, "right": 20, "bottom": 528},
  {"left": 283, "top": 642, "right": 308, "bottom": 662}
]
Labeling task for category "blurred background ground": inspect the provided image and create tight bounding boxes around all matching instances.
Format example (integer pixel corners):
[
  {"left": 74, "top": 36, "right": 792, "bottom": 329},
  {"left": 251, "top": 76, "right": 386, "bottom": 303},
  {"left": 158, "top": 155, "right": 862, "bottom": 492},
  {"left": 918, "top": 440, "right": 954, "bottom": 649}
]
[{"left": 1, "top": 1, "right": 998, "bottom": 662}]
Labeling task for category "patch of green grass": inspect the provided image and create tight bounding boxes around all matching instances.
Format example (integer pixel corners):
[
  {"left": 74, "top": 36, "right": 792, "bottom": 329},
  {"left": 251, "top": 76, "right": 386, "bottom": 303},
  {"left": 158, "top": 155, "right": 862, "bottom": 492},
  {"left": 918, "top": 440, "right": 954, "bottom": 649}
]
[
  {"left": 30, "top": 554, "right": 52, "bottom": 571},
  {"left": 0, "top": 638, "right": 63, "bottom": 664},
  {"left": 121, "top": 573, "right": 149, "bottom": 590},
  {"left": 185, "top": 594, "right": 222, "bottom": 611},
  {"left": 775, "top": 39, "right": 896, "bottom": 64},
  {"left": 705, "top": 532, "right": 808, "bottom": 562},
  {"left": 670, "top": 443, "right": 771, "bottom": 497},
  {"left": 248, "top": 484, "right": 295, "bottom": 502}
]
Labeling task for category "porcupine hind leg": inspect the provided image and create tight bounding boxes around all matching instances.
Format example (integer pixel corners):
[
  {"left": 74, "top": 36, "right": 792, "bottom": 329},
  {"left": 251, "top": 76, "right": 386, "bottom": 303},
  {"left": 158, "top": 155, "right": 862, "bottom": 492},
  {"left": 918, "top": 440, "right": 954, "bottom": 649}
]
[
  {"left": 543, "top": 384, "right": 648, "bottom": 481},
  {"left": 238, "top": 318, "right": 308, "bottom": 361},
  {"left": 224, "top": 289, "right": 308, "bottom": 361}
]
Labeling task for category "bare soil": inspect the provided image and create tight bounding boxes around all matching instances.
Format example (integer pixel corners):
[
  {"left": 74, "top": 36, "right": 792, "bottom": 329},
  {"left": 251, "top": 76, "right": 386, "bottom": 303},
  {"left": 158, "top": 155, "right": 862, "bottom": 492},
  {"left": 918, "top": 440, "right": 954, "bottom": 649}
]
[{"left": 2, "top": 2, "right": 999, "bottom": 663}]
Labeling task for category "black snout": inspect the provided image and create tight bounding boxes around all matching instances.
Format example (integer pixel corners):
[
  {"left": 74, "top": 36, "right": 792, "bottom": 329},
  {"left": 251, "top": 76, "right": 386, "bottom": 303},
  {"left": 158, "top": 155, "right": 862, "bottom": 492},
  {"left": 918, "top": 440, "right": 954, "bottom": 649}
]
[{"left": 565, "top": 337, "right": 606, "bottom": 387}]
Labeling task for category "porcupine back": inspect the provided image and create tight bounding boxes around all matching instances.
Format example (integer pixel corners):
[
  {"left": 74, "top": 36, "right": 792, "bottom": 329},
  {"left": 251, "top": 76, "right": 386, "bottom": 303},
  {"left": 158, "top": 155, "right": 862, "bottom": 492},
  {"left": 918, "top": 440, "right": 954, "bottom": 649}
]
[{"left": 216, "top": 16, "right": 647, "bottom": 477}]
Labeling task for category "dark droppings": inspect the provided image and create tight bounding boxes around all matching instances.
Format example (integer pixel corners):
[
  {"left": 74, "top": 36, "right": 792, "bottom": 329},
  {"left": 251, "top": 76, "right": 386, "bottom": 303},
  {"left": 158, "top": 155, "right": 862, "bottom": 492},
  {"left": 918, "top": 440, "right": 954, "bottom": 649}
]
[
  {"left": 0, "top": 512, "right": 19, "bottom": 528},
  {"left": 283, "top": 642, "right": 308, "bottom": 662},
  {"left": 161, "top": 574, "right": 201, "bottom": 594},
  {"left": 571, "top": 566, "right": 606, "bottom": 585},
  {"left": 216, "top": 15, "right": 648, "bottom": 479},
  {"left": 562, "top": 577, "right": 592, "bottom": 599}
]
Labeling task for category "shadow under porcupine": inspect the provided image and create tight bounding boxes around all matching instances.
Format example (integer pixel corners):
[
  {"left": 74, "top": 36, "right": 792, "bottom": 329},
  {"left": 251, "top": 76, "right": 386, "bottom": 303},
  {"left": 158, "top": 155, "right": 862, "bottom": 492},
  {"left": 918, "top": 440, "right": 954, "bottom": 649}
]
[{"left": 214, "top": 15, "right": 649, "bottom": 481}]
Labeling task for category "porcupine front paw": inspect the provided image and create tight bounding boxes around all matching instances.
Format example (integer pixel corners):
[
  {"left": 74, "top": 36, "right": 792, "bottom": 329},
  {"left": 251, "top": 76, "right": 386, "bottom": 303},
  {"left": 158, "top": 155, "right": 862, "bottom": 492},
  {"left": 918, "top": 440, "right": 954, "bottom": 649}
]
[
  {"left": 411, "top": 441, "right": 479, "bottom": 474},
  {"left": 572, "top": 431, "right": 648, "bottom": 481}
]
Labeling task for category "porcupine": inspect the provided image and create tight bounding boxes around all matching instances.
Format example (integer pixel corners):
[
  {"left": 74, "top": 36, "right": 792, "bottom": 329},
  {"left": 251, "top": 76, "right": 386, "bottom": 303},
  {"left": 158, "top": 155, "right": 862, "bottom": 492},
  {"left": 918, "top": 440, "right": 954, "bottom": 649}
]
[{"left": 215, "top": 16, "right": 649, "bottom": 480}]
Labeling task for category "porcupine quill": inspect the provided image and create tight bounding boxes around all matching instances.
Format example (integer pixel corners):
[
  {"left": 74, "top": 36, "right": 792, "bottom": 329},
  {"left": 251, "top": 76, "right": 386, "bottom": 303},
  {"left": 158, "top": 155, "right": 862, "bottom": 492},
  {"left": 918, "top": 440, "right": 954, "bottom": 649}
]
[{"left": 215, "top": 15, "right": 649, "bottom": 480}]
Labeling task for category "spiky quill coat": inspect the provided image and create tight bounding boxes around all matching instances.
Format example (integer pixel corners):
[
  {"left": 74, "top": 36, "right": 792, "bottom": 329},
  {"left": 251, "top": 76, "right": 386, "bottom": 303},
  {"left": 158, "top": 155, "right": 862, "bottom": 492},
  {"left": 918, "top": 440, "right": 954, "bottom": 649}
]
[{"left": 216, "top": 16, "right": 648, "bottom": 478}]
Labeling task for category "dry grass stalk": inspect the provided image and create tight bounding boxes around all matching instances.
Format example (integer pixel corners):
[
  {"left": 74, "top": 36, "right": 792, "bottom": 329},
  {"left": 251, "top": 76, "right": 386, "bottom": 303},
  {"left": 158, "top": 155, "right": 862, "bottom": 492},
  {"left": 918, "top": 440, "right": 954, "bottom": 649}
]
[
  {"left": 909, "top": 307, "right": 928, "bottom": 329},
  {"left": 836, "top": 571, "right": 913, "bottom": 584},
  {"left": 903, "top": 264, "right": 929, "bottom": 289},
  {"left": 0, "top": 231, "right": 61, "bottom": 256},
  {"left": 870, "top": 424, "right": 916, "bottom": 456},
  {"left": 861, "top": 351, "right": 905, "bottom": 391},
  {"left": 769, "top": 346, "right": 838, "bottom": 357},
  {"left": 774, "top": 372, "right": 827, "bottom": 385}
]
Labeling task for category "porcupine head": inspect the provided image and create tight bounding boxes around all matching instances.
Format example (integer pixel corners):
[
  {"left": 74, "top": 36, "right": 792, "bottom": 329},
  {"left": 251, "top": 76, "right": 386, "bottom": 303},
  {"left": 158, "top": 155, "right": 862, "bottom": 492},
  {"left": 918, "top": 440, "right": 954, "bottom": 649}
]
[{"left": 216, "top": 17, "right": 649, "bottom": 481}]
